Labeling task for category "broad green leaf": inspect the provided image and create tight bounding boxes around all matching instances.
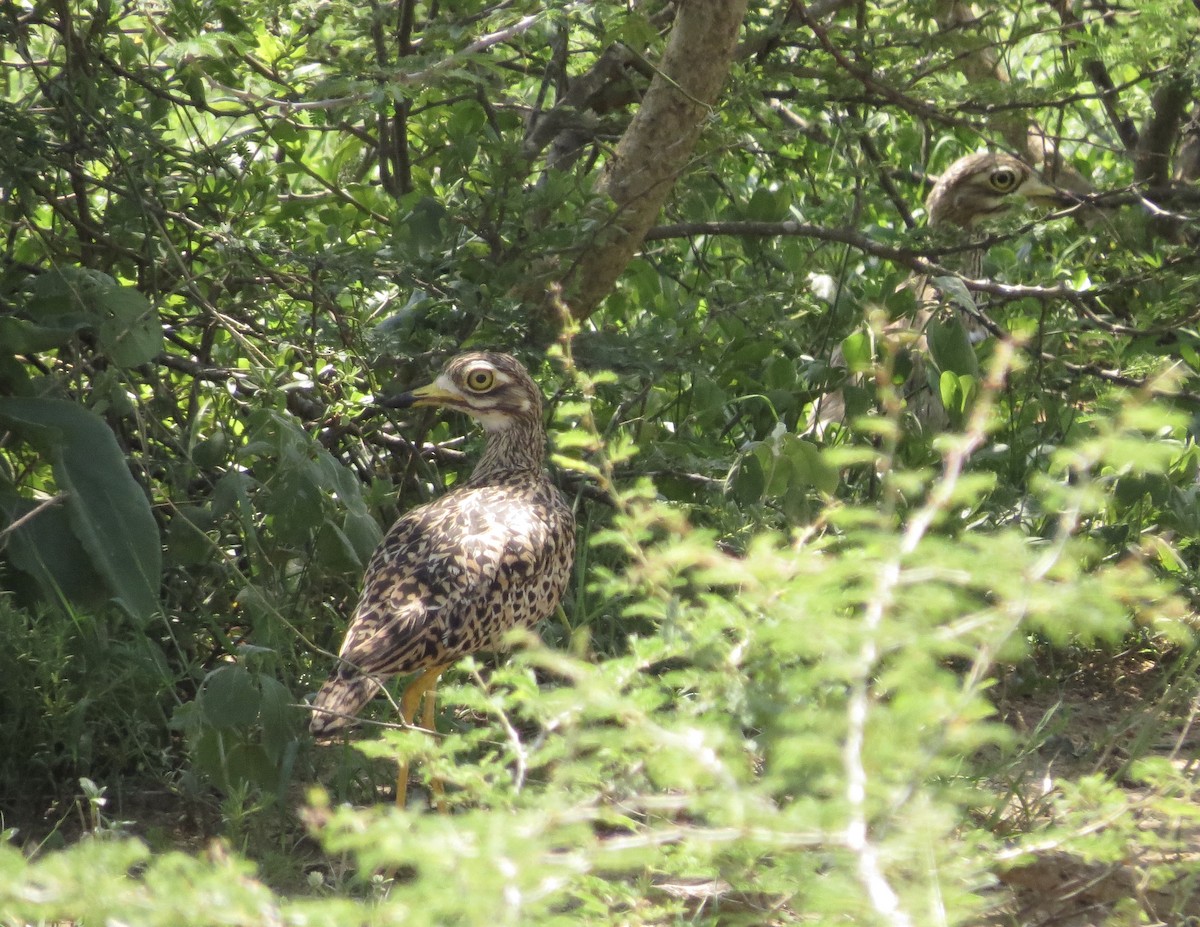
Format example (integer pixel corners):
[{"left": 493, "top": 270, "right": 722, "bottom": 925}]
[
  {"left": 957, "top": 373, "right": 979, "bottom": 410},
  {"left": 763, "top": 444, "right": 794, "bottom": 496},
  {"left": 781, "top": 435, "right": 839, "bottom": 494},
  {"left": 0, "top": 489, "right": 108, "bottom": 608},
  {"left": 25, "top": 266, "right": 98, "bottom": 322},
  {"left": 0, "top": 317, "right": 79, "bottom": 353},
  {"left": 0, "top": 397, "right": 162, "bottom": 621},
  {"left": 258, "top": 676, "right": 300, "bottom": 762},
  {"left": 22, "top": 267, "right": 160, "bottom": 366},
  {"left": 939, "top": 369, "right": 962, "bottom": 417},
  {"left": 730, "top": 451, "right": 765, "bottom": 504},
  {"left": 927, "top": 315, "right": 980, "bottom": 377},
  {"left": 164, "top": 505, "right": 215, "bottom": 566},
  {"left": 930, "top": 274, "right": 977, "bottom": 312},
  {"left": 342, "top": 509, "right": 384, "bottom": 562},
  {"left": 95, "top": 286, "right": 162, "bottom": 367},
  {"left": 840, "top": 330, "right": 873, "bottom": 372},
  {"left": 221, "top": 741, "right": 281, "bottom": 793},
  {"left": 937, "top": 372, "right": 980, "bottom": 425},
  {"left": 200, "top": 665, "right": 261, "bottom": 729}
]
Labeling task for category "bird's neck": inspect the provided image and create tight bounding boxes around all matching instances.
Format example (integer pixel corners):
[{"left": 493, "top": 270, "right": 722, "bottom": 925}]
[
  {"left": 468, "top": 419, "right": 545, "bottom": 484},
  {"left": 960, "top": 247, "right": 984, "bottom": 280},
  {"left": 932, "top": 215, "right": 984, "bottom": 278}
]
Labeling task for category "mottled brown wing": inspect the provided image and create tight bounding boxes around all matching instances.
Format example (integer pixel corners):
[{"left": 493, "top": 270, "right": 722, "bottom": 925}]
[{"left": 333, "top": 482, "right": 560, "bottom": 680}]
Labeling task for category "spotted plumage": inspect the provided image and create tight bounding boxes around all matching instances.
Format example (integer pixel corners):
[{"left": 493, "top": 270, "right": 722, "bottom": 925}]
[
  {"left": 812, "top": 152, "right": 1057, "bottom": 433},
  {"left": 310, "top": 352, "right": 575, "bottom": 749}
]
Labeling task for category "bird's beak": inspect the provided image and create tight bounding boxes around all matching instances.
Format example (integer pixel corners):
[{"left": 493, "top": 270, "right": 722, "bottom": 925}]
[
  {"left": 1019, "top": 177, "right": 1068, "bottom": 209},
  {"left": 378, "top": 381, "right": 457, "bottom": 410}
]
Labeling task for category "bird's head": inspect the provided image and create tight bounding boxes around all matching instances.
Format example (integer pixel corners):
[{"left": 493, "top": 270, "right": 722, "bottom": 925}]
[
  {"left": 381, "top": 352, "right": 543, "bottom": 432},
  {"left": 926, "top": 152, "right": 1060, "bottom": 228}
]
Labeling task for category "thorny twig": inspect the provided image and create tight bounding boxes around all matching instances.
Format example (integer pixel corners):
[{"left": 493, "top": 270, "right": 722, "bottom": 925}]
[
  {"left": 845, "top": 343, "right": 1016, "bottom": 927},
  {"left": 468, "top": 663, "right": 529, "bottom": 793}
]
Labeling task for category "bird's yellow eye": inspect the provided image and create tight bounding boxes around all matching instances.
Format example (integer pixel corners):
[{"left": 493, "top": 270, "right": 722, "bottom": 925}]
[
  {"left": 989, "top": 168, "right": 1018, "bottom": 191},
  {"left": 465, "top": 367, "right": 496, "bottom": 392}
]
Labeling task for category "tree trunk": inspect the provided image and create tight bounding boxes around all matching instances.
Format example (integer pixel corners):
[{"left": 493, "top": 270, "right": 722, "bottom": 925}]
[{"left": 561, "top": 0, "right": 749, "bottom": 322}]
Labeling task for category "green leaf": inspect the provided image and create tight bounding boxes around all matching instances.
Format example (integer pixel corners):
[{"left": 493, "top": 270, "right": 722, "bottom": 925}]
[
  {"left": 780, "top": 435, "right": 839, "bottom": 494},
  {"left": 25, "top": 266, "right": 97, "bottom": 322},
  {"left": 938, "top": 372, "right": 979, "bottom": 425},
  {"left": 840, "top": 331, "right": 873, "bottom": 372},
  {"left": 22, "top": 267, "right": 160, "bottom": 366},
  {"left": 200, "top": 665, "right": 261, "bottom": 729},
  {"left": 0, "top": 489, "right": 108, "bottom": 608},
  {"left": 939, "top": 370, "right": 962, "bottom": 417},
  {"left": 258, "top": 676, "right": 299, "bottom": 762},
  {"left": 0, "top": 397, "right": 162, "bottom": 621},
  {"left": 164, "top": 505, "right": 214, "bottom": 566},
  {"left": 221, "top": 741, "right": 281, "bottom": 793},
  {"left": 342, "top": 509, "right": 384, "bottom": 563},
  {"left": 926, "top": 315, "right": 980, "bottom": 377},
  {"left": 0, "top": 317, "right": 80, "bottom": 354},
  {"left": 730, "top": 451, "right": 765, "bottom": 504},
  {"left": 95, "top": 286, "right": 162, "bottom": 367},
  {"left": 929, "top": 275, "right": 977, "bottom": 313}
]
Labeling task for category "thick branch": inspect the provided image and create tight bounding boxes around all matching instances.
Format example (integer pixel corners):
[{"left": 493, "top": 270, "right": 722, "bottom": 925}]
[
  {"left": 560, "top": 0, "right": 749, "bottom": 322},
  {"left": 1134, "top": 73, "right": 1193, "bottom": 188},
  {"left": 1050, "top": 0, "right": 1139, "bottom": 153},
  {"left": 522, "top": 43, "right": 649, "bottom": 168}
]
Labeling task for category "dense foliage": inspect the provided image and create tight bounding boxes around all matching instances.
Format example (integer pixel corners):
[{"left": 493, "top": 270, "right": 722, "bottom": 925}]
[{"left": 2, "top": 1, "right": 1200, "bottom": 924}]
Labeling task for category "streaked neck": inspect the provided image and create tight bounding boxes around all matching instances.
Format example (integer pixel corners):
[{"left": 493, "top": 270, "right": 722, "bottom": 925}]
[{"left": 468, "top": 418, "right": 544, "bottom": 483}]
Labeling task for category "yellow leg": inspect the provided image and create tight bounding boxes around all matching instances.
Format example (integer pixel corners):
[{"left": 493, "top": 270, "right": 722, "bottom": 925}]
[
  {"left": 395, "top": 664, "right": 447, "bottom": 809},
  {"left": 421, "top": 681, "right": 449, "bottom": 814}
]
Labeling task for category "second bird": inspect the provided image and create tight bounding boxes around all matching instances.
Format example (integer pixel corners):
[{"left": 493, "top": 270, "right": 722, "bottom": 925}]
[{"left": 812, "top": 151, "right": 1058, "bottom": 434}]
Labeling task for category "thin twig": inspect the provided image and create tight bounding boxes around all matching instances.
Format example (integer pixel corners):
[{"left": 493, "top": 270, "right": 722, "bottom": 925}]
[
  {"left": 845, "top": 344, "right": 1014, "bottom": 927},
  {"left": 0, "top": 493, "right": 67, "bottom": 544},
  {"left": 208, "top": 9, "right": 554, "bottom": 114},
  {"left": 467, "top": 664, "right": 529, "bottom": 792}
]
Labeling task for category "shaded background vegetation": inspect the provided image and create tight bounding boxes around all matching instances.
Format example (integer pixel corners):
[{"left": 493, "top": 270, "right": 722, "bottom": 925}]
[{"left": 2, "top": 1, "right": 1200, "bottom": 924}]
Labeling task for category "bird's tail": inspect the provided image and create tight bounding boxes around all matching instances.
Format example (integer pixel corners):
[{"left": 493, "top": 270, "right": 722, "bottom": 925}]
[{"left": 309, "top": 672, "right": 382, "bottom": 736}]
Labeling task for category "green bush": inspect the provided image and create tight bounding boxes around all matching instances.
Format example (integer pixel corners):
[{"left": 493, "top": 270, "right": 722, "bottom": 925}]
[
  {"left": 2, "top": 392, "right": 1195, "bottom": 923},
  {"left": 2, "top": 1, "right": 1199, "bottom": 923}
]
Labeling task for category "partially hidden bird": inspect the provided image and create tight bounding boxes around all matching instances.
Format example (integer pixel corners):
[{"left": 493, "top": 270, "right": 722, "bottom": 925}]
[
  {"left": 309, "top": 351, "right": 576, "bottom": 808},
  {"left": 811, "top": 151, "right": 1059, "bottom": 433}
]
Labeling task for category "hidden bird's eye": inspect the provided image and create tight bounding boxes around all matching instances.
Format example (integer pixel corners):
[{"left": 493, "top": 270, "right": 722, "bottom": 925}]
[
  {"left": 465, "top": 367, "right": 496, "bottom": 392},
  {"left": 990, "top": 168, "right": 1017, "bottom": 191}
]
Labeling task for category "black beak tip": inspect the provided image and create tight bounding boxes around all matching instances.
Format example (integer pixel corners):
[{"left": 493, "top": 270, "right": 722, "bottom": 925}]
[{"left": 376, "top": 391, "right": 416, "bottom": 410}]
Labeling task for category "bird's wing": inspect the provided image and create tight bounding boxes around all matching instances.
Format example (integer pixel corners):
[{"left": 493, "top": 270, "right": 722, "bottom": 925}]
[{"left": 332, "top": 484, "right": 551, "bottom": 679}]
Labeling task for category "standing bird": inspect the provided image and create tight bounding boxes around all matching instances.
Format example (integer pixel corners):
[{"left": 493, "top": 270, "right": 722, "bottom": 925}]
[
  {"left": 812, "top": 151, "right": 1058, "bottom": 433},
  {"left": 310, "top": 351, "right": 575, "bottom": 808}
]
